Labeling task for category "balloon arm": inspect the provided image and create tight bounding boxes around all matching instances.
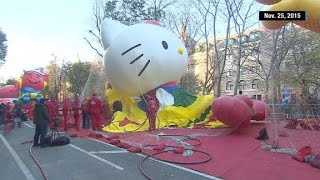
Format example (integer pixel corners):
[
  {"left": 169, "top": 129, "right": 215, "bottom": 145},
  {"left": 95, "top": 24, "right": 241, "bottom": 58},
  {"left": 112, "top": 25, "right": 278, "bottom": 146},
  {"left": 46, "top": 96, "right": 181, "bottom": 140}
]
[
  {"left": 43, "top": 81, "right": 48, "bottom": 89},
  {"left": 14, "top": 79, "right": 21, "bottom": 90},
  {"left": 155, "top": 88, "right": 174, "bottom": 110}
]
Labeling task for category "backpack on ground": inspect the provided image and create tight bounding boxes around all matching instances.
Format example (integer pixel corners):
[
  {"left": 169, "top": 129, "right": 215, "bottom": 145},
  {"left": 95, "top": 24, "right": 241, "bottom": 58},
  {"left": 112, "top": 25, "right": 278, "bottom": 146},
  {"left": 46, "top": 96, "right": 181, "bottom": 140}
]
[
  {"left": 45, "top": 131, "right": 70, "bottom": 147},
  {"left": 50, "top": 136, "right": 70, "bottom": 146}
]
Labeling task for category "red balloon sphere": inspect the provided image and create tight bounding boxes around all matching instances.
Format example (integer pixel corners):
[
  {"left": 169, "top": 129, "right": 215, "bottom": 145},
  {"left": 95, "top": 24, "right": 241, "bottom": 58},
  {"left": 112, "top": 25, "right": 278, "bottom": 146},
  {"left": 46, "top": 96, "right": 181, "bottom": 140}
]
[
  {"left": 255, "top": 0, "right": 281, "bottom": 5},
  {"left": 0, "top": 85, "right": 19, "bottom": 98},
  {"left": 144, "top": 20, "right": 163, "bottom": 26},
  {"left": 212, "top": 96, "right": 252, "bottom": 128},
  {"left": 252, "top": 100, "right": 270, "bottom": 121},
  {"left": 235, "top": 95, "right": 254, "bottom": 108}
]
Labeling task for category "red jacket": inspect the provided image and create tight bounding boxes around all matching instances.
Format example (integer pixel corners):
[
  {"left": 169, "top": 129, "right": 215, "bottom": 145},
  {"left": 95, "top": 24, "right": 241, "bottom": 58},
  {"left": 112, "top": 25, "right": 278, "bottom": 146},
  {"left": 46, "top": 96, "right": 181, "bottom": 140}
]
[
  {"left": 146, "top": 90, "right": 159, "bottom": 118},
  {"left": 62, "top": 99, "right": 71, "bottom": 112},
  {"left": 72, "top": 101, "right": 81, "bottom": 116},
  {"left": 87, "top": 96, "right": 102, "bottom": 115}
]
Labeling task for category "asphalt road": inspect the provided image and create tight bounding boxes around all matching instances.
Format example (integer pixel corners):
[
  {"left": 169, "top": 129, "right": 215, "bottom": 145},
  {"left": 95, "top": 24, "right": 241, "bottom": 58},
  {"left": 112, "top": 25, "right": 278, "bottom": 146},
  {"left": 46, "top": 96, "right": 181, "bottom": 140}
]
[{"left": 0, "top": 121, "right": 222, "bottom": 180}]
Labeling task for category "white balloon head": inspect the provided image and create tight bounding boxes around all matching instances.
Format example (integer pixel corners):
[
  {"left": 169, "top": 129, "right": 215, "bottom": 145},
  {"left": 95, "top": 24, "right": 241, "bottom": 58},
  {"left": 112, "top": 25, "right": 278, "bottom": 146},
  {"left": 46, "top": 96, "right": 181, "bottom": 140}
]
[{"left": 101, "top": 19, "right": 188, "bottom": 96}]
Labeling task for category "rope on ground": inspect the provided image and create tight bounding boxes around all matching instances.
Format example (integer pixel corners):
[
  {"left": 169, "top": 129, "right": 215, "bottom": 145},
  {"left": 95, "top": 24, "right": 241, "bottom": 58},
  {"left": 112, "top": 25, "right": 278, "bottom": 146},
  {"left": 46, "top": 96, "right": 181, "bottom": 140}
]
[
  {"left": 139, "top": 134, "right": 212, "bottom": 180},
  {"left": 261, "top": 142, "right": 297, "bottom": 155},
  {"left": 139, "top": 147, "right": 212, "bottom": 180}
]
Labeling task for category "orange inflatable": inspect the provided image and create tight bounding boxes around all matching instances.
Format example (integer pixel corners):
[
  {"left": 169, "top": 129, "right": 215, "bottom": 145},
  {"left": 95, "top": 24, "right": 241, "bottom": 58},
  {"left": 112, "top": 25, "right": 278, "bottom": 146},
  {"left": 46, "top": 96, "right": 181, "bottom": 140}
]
[
  {"left": 256, "top": 0, "right": 281, "bottom": 5},
  {"left": 257, "top": 0, "right": 320, "bottom": 33}
]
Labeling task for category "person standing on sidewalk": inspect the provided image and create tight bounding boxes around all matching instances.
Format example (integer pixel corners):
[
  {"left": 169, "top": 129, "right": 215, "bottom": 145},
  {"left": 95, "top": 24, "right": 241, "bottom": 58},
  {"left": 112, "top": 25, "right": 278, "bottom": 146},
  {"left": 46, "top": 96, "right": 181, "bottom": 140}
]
[
  {"left": 12, "top": 100, "right": 23, "bottom": 128},
  {"left": 33, "top": 98, "right": 50, "bottom": 147}
]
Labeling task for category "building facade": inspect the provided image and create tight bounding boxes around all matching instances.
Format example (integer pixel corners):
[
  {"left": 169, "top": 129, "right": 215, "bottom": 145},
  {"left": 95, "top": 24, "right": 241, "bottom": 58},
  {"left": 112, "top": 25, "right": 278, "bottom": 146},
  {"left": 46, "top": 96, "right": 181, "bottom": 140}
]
[{"left": 192, "top": 29, "right": 265, "bottom": 100}]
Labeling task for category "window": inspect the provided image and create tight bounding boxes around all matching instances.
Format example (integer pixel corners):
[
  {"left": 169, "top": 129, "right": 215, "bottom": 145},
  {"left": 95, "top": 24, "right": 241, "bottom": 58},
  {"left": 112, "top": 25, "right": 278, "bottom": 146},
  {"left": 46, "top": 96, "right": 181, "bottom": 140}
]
[
  {"left": 238, "top": 80, "right": 246, "bottom": 90},
  {"left": 252, "top": 95, "right": 262, "bottom": 100},
  {"left": 250, "top": 65, "right": 260, "bottom": 74},
  {"left": 240, "top": 67, "right": 246, "bottom": 75},
  {"left": 228, "top": 38, "right": 236, "bottom": 46},
  {"left": 226, "top": 81, "right": 234, "bottom": 90},
  {"left": 252, "top": 47, "right": 260, "bottom": 56},
  {"left": 257, "top": 95, "right": 262, "bottom": 100},
  {"left": 226, "top": 69, "right": 233, "bottom": 76},
  {"left": 240, "top": 35, "right": 248, "bottom": 43},
  {"left": 249, "top": 32, "right": 260, "bottom": 41},
  {"left": 252, "top": 79, "right": 259, "bottom": 89}
]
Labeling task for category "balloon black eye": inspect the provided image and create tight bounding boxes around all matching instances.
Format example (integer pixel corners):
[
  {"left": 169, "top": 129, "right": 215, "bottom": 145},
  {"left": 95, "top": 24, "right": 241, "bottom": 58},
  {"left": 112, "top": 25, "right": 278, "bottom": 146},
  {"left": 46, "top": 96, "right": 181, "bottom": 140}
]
[{"left": 162, "top": 41, "right": 168, "bottom": 50}]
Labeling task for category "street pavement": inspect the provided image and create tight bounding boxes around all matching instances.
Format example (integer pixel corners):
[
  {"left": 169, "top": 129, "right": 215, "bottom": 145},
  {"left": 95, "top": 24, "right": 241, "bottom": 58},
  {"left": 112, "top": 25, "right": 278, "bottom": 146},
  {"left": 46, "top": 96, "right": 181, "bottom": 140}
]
[{"left": 0, "top": 121, "right": 222, "bottom": 180}]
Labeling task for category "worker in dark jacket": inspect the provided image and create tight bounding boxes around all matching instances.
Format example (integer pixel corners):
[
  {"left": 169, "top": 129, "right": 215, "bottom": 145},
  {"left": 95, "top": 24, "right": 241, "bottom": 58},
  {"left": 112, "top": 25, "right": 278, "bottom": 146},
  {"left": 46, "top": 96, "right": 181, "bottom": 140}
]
[{"left": 33, "top": 98, "right": 50, "bottom": 147}]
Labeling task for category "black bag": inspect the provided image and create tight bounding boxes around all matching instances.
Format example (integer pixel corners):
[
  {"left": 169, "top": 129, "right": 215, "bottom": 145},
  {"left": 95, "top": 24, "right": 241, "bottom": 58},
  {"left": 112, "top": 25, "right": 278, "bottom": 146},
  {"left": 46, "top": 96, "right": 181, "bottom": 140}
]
[
  {"left": 44, "top": 129, "right": 70, "bottom": 147},
  {"left": 44, "top": 134, "right": 53, "bottom": 145},
  {"left": 50, "top": 136, "right": 70, "bottom": 146}
]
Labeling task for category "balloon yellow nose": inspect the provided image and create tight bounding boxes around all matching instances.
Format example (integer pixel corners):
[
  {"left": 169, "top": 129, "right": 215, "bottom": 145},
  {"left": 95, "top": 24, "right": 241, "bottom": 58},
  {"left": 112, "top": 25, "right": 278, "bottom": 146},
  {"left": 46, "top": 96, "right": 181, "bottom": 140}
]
[{"left": 178, "top": 47, "right": 184, "bottom": 55}]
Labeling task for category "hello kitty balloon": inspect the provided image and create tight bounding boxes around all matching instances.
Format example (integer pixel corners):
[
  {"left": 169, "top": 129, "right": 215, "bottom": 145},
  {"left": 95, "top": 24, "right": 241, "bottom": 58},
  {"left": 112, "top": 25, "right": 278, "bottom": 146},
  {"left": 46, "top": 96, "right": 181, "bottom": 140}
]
[{"left": 101, "top": 19, "right": 188, "bottom": 96}]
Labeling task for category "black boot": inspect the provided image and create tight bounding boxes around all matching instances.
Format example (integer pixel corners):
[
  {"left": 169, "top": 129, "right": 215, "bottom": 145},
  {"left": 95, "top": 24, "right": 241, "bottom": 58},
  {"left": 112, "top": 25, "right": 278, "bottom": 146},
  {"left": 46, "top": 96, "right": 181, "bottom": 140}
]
[{"left": 256, "top": 127, "right": 269, "bottom": 140}]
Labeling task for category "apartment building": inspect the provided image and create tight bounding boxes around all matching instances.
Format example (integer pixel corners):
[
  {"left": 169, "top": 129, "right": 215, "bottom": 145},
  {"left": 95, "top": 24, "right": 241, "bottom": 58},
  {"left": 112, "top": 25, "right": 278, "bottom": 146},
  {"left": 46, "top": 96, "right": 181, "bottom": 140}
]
[{"left": 192, "top": 28, "right": 265, "bottom": 100}]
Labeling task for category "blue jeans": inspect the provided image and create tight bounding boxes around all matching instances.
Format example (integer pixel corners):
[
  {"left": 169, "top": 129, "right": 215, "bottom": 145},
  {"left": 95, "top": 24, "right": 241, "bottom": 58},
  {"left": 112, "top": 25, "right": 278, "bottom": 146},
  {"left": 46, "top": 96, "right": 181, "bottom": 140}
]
[
  {"left": 0, "top": 115, "right": 4, "bottom": 125},
  {"left": 82, "top": 112, "right": 90, "bottom": 128}
]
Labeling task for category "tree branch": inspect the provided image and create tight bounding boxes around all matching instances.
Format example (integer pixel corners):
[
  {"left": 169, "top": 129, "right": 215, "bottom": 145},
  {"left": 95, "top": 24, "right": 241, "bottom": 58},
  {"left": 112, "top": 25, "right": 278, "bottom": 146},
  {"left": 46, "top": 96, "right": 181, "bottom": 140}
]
[{"left": 84, "top": 37, "right": 103, "bottom": 57}]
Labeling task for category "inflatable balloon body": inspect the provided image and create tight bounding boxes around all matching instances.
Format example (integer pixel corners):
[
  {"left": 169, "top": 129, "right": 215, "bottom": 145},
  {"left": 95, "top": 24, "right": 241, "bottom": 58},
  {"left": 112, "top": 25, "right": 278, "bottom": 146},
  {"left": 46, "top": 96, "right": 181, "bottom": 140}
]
[
  {"left": 100, "top": 19, "right": 268, "bottom": 133},
  {"left": 235, "top": 95, "right": 254, "bottom": 108},
  {"left": 0, "top": 85, "right": 19, "bottom": 98},
  {"left": 256, "top": 0, "right": 281, "bottom": 5},
  {"left": 101, "top": 18, "right": 188, "bottom": 96},
  {"left": 252, "top": 100, "right": 271, "bottom": 121},
  {"left": 0, "top": 68, "right": 48, "bottom": 102},
  {"left": 101, "top": 19, "right": 226, "bottom": 132},
  {"left": 17, "top": 68, "right": 48, "bottom": 103},
  {"left": 212, "top": 96, "right": 252, "bottom": 128},
  {"left": 257, "top": 0, "right": 320, "bottom": 33}
]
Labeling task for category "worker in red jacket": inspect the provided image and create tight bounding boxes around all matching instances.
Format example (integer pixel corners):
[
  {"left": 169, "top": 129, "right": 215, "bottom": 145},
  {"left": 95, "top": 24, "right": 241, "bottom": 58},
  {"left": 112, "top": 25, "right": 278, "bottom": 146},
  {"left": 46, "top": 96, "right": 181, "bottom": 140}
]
[
  {"left": 87, "top": 93, "right": 103, "bottom": 131},
  {"left": 145, "top": 90, "right": 159, "bottom": 131},
  {"left": 72, "top": 96, "right": 81, "bottom": 131},
  {"left": 62, "top": 98, "right": 71, "bottom": 131},
  {"left": 47, "top": 99, "right": 56, "bottom": 129}
]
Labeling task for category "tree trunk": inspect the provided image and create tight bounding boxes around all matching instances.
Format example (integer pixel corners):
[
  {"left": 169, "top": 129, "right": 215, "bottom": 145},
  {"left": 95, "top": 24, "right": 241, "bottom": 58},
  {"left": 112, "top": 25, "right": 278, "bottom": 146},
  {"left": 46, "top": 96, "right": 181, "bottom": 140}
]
[{"left": 264, "top": 77, "right": 270, "bottom": 103}]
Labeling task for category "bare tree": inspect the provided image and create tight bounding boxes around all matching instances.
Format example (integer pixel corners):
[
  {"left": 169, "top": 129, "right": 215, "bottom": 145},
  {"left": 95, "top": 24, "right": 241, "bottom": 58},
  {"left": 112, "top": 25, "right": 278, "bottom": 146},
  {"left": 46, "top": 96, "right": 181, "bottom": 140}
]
[
  {"left": 85, "top": 0, "right": 177, "bottom": 58},
  {"left": 227, "top": 0, "right": 257, "bottom": 95},
  {"left": 281, "top": 29, "right": 320, "bottom": 95},
  {"left": 145, "top": 0, "right": 178, "bottom": 21},
  {"left": 84, "top": 0, "right": 105, "bottom": 57},
  {"left": 191, "top": 0, "right": 216, "bottom": 95},
  {"left": 164, "top": 1, "right": 203, "bottom": 93},
  {"left": 211, "top": 0, "right": 236, "bottom": 97},
  {"left": 255, "top": 25, "right": 298, "bottom": 103}
]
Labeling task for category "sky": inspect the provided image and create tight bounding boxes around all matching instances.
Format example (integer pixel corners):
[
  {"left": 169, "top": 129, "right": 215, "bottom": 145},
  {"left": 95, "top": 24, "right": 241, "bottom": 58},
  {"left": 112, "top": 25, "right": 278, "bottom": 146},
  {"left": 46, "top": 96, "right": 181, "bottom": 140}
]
[{"left": 0, "top": 0, "right": 100, "bottom": 80}]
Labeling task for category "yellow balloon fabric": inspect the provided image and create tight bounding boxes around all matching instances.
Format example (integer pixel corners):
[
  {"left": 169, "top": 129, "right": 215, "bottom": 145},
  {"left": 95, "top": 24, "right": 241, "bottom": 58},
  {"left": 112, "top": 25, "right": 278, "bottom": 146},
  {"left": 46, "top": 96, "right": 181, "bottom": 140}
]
[{"left": 102, "top": 88, "right": 226, "bottom": 133}]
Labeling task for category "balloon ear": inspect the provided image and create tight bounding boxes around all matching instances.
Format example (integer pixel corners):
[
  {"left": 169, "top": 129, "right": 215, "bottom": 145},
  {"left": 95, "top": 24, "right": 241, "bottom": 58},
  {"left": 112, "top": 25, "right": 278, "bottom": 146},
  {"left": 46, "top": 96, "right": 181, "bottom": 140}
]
[{"left": 100, "top": 18, "right": 127, "bottom": 50}]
